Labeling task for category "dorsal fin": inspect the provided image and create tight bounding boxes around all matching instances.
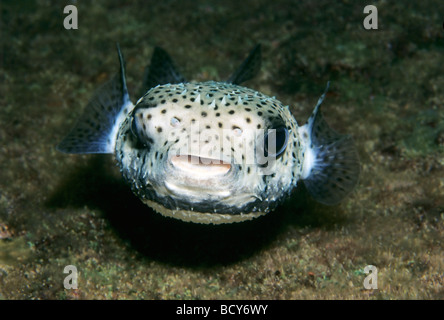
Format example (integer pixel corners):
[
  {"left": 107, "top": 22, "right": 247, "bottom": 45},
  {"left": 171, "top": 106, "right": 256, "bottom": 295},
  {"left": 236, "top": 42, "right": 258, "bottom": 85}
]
[
  {"left": 57, "top": 44, "right": 133, "bottom": 154},
  {"left": 139, "top": 47, "right": 186, "bottom": 96},
  {"left": 227, "top": 44, "right": 261, "bottom": 85}
]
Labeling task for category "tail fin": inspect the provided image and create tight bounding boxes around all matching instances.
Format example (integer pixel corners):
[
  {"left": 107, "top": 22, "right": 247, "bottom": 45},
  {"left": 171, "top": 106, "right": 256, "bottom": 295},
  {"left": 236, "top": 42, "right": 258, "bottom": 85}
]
[
  {"left": 57, "top": 44, "right": 133, "bottom": 154},
  {"left": 300, "top": 83, "right": 360, "bottom": 205}
]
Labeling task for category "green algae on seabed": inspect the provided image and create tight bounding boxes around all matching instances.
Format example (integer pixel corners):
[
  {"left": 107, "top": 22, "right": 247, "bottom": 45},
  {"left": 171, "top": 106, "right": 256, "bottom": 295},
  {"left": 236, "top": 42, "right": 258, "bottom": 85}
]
[
  {"left": 0, "top": 237, "right": 32, "bottom": 267},
  {"left": 0, "top": 0, "right": 443, "bottom": 299},
  {"left": 400, "top": 109, "right": 444, "bottom": 158}
]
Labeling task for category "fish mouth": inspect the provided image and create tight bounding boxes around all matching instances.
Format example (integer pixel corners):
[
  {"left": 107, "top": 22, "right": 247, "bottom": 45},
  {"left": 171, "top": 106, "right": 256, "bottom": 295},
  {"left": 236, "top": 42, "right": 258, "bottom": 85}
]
[
  {"left": 170, "top": 155, "right": 232, "bottom": 176},
  {"left": 164, "top": 154, "right": 235, "bottom": 199}
]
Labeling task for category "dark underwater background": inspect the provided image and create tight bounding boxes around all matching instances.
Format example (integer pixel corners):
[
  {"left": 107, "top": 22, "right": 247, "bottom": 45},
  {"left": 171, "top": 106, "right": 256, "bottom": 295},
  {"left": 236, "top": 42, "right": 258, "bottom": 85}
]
[{"left": 0, "top": 0, "right": 443, "bottom": 299}]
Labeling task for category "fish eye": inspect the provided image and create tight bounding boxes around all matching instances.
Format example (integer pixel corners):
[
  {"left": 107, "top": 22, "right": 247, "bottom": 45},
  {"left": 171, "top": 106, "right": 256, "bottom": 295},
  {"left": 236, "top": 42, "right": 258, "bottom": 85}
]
[
  {"left": 130, "top": 112, "right": 149, "bottom": 148},
  {"left": 130, "top": 116, "right": 139, "bottom": 139},
  {"left": 264, "top": 127, "right": 289, "bottom": 158}
]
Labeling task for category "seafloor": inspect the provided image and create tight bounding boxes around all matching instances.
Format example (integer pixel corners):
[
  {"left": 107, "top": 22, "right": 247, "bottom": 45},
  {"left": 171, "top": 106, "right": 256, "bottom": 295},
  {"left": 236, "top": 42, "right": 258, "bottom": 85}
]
[{"left": 0, "top": 0, "right": 443, "bottom": 299}]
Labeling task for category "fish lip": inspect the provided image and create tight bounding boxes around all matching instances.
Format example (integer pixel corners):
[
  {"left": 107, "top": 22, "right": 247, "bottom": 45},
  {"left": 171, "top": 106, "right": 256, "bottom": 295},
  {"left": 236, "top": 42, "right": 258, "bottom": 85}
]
[{"left": 169, "top": 154, "right": 232, "bottom": 176}]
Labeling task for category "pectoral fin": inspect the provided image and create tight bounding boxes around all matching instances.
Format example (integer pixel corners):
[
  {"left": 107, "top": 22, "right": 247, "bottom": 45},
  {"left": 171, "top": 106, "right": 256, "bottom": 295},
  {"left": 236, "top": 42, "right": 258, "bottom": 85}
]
[{"left": 57, "top": 44, "right": 133, "bottom": 154}]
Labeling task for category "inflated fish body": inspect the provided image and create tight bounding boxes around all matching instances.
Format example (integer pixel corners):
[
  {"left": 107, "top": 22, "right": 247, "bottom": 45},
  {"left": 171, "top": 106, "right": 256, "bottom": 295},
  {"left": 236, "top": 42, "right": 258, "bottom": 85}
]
[{"left": 58, "top": 45, "right": 359, "bottom": 224}]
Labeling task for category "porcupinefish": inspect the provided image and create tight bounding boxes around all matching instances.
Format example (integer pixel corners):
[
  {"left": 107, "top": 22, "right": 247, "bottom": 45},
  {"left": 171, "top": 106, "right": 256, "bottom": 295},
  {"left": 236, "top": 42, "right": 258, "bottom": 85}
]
[{"left": 57, "top": 44, "right": 359, "bottom": 224}]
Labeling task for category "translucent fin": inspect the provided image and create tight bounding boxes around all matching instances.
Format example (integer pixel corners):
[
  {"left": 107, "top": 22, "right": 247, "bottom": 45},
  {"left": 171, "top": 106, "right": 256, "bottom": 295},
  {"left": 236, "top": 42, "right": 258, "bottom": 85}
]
[
  {"left": 57, "top": 44, "right": 133, "bottom": 154},
  {"left": 139, "top": 47, "right": 186, "bottom": 96},
  {"left": 227, "top": 44, "right": 261, "bottom": 85},
  {"left": 301, "top": 83, "right": 360, "bottom": 205}
]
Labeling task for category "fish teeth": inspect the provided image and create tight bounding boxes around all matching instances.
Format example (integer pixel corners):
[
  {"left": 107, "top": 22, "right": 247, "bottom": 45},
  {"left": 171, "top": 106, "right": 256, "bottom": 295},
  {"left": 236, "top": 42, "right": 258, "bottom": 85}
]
[
  {"left": 221, "top": 95, "right": 226, "bottom": 105},
  {"left": 195, "top": 93, "right": 201, "bottom": 104},
  {"left": 180, "top": 89, "right": 187, "bottom": 95},
  {"left": 238, "top": 96, "right": 243, "bottom": 104}
]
